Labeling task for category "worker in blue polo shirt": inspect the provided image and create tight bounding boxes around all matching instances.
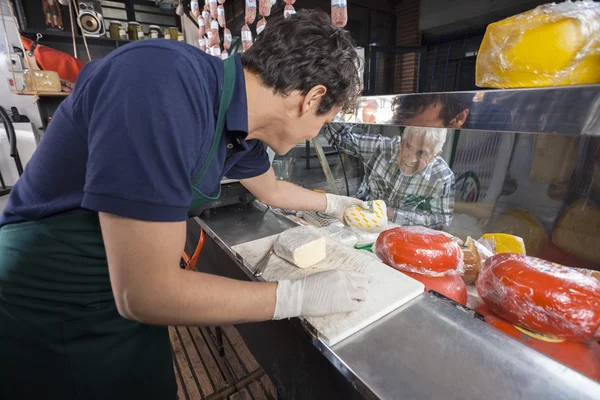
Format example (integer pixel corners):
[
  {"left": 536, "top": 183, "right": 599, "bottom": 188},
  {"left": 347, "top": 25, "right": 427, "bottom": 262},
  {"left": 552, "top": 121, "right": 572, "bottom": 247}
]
[{"left": 0, "top": 11, "right": 368, "bottom": 398}]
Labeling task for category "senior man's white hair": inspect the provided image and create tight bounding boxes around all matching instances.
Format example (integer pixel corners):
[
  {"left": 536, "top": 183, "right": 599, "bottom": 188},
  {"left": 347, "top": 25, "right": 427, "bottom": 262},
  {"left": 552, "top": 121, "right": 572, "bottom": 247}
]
[{"left": 403, "top": 126, "right": 448, "bottom": 154}]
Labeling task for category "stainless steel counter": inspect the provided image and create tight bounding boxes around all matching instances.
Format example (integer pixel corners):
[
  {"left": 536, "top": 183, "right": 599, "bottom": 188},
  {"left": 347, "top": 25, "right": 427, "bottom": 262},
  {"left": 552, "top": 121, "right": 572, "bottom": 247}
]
[{"left": 192, "top": 202, "right": 600, "bottom": 400}]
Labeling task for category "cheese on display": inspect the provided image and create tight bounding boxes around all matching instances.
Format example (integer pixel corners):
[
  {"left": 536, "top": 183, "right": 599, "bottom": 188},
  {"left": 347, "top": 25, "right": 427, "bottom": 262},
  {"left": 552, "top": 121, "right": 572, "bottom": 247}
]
[
  {"left": 481, "top": 233, "right": 526, "bottom": 255},
  {"left": 476, "top": 1, "right": 600, "bottom": 88},
  {"left": 344, "top": 200, "right": 388, "bottom": 232},
  {"left": 491, "top": 209, "right": 547, "bottom": 257},
  {"left": 552, "top": 199, "right": 600, "bottom": 264},
  {"left": 274, "top": 226, "right": 326, "bottom": 268}
]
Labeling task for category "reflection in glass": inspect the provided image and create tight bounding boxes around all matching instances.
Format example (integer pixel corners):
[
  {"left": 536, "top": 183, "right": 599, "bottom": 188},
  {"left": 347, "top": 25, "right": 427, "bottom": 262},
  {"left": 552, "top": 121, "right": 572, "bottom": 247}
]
[{"left": 326, "top": 123, "right": 454, "bottom": 230}]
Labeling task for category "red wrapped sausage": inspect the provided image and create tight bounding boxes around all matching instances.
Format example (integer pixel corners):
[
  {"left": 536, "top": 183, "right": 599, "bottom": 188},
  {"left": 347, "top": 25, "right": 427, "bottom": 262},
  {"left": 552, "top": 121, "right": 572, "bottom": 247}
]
[
  {"left": 374, "top": 226, "right": 463, "bottom": 276},
  {"left": 245, "top": 0, "right": 257, "bottom": 24},
  {"left": 403, "top": 271, "right": 468, "bottom": 306},
  {"left": 477, "top": 253, "right": 600, "bottom": 342},
  {"left": 256, "top": 18, "right": 266, "bottom": 35},
  {"left": 217, "top": 5, "right": 226, "bottom": 27},
  {"left": 241, "top": 24, "right": 253, "bottom": 51},
  {"left": 259, "top": 0, "right": 271, "bottom": 16},
  {"left": 331, "top": 0, "right": 347, "bottom": 28},
  {"left": 223, "top": 28, "right": 232, "bottom": 50},
  {"left": 283, "top": 4, "right": 296, "bottom": 18}
]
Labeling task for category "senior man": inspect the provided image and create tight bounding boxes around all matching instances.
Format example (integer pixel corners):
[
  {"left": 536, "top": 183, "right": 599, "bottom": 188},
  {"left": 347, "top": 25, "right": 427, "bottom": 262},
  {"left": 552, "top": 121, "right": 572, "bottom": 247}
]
[{"left": 328, "top": 124, "right": 454, "bottom": 229}]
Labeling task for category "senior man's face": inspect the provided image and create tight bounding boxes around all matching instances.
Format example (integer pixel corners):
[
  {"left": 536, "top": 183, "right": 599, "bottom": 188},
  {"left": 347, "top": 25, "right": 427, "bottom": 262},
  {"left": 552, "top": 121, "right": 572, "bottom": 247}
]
[{"left": 398, "top": 134, "right": 439, "bottom": 176}]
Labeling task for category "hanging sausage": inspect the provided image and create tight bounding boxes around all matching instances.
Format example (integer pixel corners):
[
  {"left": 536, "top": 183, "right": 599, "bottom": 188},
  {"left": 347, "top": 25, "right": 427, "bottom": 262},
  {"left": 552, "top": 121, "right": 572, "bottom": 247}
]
[
  {"left": 256, "top": 18, "right": 266, "bottom": 35},
  {"left": 245, "top": 0, "right": 257, "bottom": 24},
  {"left": 241, "top": 24, "right": 253, "bottom": 51},
  {"left": 331, "top": 0, "right": 348, "bottom": 27},
  {"left": 259, "top": 0, "right": 271, "bottom": 17},
  {"left": 217, "top": 5, "right": 226, "bottom": 27},
  {"left": 283, "top": 4, "right": 296, "bottom": 18},
  {"left": 223, "top": 28, "right": 232, "bottom": 50}
]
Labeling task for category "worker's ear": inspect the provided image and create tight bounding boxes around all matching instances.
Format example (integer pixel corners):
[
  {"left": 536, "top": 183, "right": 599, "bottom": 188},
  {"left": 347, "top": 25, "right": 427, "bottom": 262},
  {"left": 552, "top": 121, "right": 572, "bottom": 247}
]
[
  {"left": 448, "top": 109, "right": 469, "bottom": 128},
  {"left": 301, "top": 85, "right": 327, "bottom": 116}
]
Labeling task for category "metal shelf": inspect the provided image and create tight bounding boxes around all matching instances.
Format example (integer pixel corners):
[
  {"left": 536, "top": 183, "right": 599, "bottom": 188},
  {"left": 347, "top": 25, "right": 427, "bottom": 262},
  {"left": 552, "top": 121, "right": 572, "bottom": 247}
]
[{"left": 335, "top": 84, "right": 600, "bottom": 136}]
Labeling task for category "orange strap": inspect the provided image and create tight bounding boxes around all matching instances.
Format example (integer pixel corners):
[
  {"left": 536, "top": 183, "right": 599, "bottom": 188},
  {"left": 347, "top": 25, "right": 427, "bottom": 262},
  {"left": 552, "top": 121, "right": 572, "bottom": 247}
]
[{"left": 182, "top": 228, "right": 205, "bottom": 271}]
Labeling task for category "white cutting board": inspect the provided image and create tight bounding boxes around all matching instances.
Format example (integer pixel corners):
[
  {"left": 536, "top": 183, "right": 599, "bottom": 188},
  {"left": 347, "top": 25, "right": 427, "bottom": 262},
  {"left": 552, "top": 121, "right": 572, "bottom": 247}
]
[{"left": 232, "top": 234, "right": 425, "bottom": 346}]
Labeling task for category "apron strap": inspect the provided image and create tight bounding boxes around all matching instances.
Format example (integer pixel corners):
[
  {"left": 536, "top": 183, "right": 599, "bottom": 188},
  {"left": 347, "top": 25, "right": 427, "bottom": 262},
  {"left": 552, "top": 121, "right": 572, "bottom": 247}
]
[{"left": 192, "top": 56, "right": 237, "bottom": 186}]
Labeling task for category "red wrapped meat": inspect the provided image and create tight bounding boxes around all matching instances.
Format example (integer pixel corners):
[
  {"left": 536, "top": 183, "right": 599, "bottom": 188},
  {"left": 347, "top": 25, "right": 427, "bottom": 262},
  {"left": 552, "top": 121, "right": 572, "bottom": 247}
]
[
  {"left": 374, "top": 226, "right": 463, "bottom": 276},
  {"left": 477, "top": 253, "right": 600, "bottom": 342}
]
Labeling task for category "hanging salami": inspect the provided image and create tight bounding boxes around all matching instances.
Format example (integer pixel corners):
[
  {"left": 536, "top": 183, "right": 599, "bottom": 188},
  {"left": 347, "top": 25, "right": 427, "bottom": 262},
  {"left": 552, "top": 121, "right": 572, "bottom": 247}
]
[
  {"left": 223, "top": 28, "right": 232, "bottom": 50},
  {"left": 256, "top": 18, "right": 266, "bottom": 35},
  {"left": 202, "top": 6, "right": 211, "bottom": 27},
  {"left": 209, "top": 20, "right": 220, "bottom": 47},
  {"left": 283, "top": 4, "right": 296, "bottom": 18},
  {"left": 191, "top": 0, "right": 200, "bottom": 18},
  {"left": 198, "top": 17, "right": 206, "bottom": 37},
  {"left": 217, "top": 5, "right": 226, "bottom": 27},
  {"left": 241, "top": 24, "right": 253, "bottom": 51},
  {"left": 331, "top": 0, "right": 348, "bottom": 27},
  {"left": 259, "top": 0, "right": 271, "bottom": 17},
  {"left": 208, "top": 0, "right": 218, "bottom": 19},
  {"left": 198, "top": 38, "right": 207, "bottom": 52},
  {"left": 245, "top": 0, "right": 257, "bottom": 24}
]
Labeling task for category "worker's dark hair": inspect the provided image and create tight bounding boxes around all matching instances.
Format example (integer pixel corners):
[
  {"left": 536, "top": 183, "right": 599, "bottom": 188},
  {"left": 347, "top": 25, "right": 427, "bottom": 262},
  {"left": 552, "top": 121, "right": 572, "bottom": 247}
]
[
  {"left": 392, "top": 93, "right": 472, "bottom": 126},
  {"left": 242, "top": 10, "right": 361, "bottom": 115}
]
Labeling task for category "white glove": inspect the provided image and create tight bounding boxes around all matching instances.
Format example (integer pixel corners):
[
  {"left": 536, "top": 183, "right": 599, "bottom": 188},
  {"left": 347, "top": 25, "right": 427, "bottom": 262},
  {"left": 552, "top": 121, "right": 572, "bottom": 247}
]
[
  {"left": 324, "top": 194, "right": 367, "bottom": 221},
  {"left": 273, "top": 270, "right": 369, "bottom": 320}
]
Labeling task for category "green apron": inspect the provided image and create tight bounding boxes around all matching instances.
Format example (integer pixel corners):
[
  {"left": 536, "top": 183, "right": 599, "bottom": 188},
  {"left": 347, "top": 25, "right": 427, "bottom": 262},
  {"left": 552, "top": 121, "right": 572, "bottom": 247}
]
[{"left": 0, "top": 56, "right": 236, "bottom": 399}]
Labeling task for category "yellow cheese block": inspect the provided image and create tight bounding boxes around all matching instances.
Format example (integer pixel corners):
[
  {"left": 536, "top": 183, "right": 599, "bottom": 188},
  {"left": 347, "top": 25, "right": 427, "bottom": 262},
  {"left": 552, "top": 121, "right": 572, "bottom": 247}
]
[
  {"left": 552, "top": 199, "right": 600, "bottom": 263},
  {"left": 491, "top": 209, "right": 548, "bottom": 256},
  {"left": 481, "top": 233, "right": 526, "bottom": 255},
  {"left": 344, "top": 200, "right": 388, "bottom": 232},
  {"left": 476, "top": 2, "right": 600, "bottom": 88}
]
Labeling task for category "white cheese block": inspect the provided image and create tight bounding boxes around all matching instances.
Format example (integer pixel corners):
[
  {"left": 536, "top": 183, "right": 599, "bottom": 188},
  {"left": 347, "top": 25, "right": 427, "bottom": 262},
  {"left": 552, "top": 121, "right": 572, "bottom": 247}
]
[
  {"left": 344, "top": 200, "right": 388, "bottom": 232},
  {"left": 274, "top": 226, "right": 327, "bottom": 268}
]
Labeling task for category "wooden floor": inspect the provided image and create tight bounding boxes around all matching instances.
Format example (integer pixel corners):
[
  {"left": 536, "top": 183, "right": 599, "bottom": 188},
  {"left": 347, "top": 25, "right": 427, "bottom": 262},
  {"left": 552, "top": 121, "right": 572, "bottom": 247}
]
[{"left": 169, "top": 325, "right": 278, "bottom": 400}]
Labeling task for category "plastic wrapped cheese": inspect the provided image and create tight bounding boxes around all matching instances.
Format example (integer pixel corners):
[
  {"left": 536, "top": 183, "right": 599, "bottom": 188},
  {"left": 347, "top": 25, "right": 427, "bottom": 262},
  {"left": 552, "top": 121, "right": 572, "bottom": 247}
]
[
  {"left": 476, "top": 1, "right": 600, "bottom": 88},
  {"left": 344, "top": 200, "right": 388, "bottom": 232},
  {"left": 477, "top": 253, "right": 600, "bottom": 342},
  {"left": 274, "top": 226, "right": 326, "bottom": 268},
  {"left": 374, "top": 226, "right": 464, "bottom": 276}
]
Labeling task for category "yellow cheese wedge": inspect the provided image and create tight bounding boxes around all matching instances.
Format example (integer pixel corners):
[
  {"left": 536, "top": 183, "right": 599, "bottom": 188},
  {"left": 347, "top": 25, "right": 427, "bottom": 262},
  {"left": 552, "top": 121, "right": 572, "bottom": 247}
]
[
  {"left": 481, "top": 233, "right": 526, "bottom": 255},
  {"left": 476, "top": 2, "right": 600, "bottom": 88}
]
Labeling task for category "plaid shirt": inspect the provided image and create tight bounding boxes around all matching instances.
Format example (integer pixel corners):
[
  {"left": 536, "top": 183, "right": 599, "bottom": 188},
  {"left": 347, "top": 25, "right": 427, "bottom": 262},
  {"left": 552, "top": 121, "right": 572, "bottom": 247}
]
[{"left": 328, "top": 124, "right": 455, "bottom": 229}]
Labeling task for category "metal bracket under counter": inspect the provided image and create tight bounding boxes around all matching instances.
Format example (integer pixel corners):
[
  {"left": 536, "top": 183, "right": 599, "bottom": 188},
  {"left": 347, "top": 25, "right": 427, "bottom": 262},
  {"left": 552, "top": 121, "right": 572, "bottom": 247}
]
[{"left": 187, "top": 202, "right": 600, "bottom": 400}]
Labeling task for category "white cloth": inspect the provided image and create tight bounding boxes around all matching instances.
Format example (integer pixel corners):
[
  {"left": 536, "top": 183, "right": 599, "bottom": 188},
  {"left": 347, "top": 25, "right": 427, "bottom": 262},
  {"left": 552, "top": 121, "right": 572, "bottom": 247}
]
[{"left": 273, "top": 270, "right": 368, "bottom": 319}]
